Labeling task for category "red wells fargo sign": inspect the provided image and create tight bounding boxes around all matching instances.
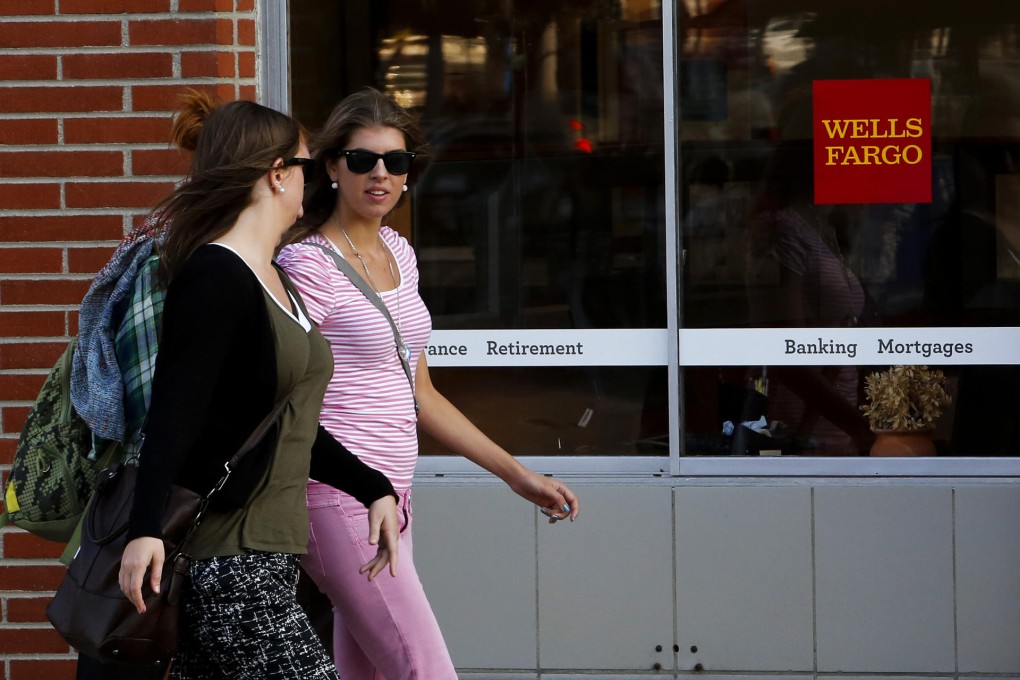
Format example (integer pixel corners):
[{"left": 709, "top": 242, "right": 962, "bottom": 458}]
[{"left": 813, "top": 78, "right": 932, "bottom": 205}]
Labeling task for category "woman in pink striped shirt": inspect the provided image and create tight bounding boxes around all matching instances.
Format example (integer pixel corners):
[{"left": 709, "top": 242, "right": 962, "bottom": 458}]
[{"left": 277, "top": 87, "right": 580, "bottom": 680}]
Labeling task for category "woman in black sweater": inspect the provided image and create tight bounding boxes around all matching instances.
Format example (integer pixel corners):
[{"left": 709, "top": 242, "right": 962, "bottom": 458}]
[{"left": 116, "top": 91, "right": 399, "bottom": 680}]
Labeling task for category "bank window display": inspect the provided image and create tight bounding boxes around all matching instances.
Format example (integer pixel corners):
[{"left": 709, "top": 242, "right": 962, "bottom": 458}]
[
  {"left": 679, "top": 0, "right": 1020, "bottom": 456},
  {"left": 289, "top": 1, "right": 670, "bottom": 457}
]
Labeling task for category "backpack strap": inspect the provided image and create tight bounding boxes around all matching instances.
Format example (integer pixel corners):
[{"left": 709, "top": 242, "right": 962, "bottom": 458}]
[
  {"left": 116, "top": 254, "right": 164, "bottom": 456},
  {"left": 306, "top": 242, "right": 419, "bottom": 415}
]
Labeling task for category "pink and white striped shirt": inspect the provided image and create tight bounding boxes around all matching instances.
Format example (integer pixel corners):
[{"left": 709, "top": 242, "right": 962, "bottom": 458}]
[{"left": 277, "top": 228, "right": 432, "bottom": 490}]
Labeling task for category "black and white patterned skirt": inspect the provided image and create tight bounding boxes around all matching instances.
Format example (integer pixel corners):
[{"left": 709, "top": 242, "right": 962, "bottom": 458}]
[{"left": 170, "top": 552, "right": 338, "bottom": 680}]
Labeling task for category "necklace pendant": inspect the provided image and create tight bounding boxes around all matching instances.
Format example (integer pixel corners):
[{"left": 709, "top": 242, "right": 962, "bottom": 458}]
[{"left": 397, "top": 343, "right": 412, "bottom": 363}]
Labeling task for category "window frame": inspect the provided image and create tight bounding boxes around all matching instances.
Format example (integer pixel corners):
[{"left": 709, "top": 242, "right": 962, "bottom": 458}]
[{"left": 264, "top": 1, "right": 1020, "bottom": 479}]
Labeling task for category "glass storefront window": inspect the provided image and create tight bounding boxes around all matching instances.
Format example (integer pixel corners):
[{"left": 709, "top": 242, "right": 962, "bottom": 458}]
[
  {"left": 679, "top": 0, "right": 1020, "bottom": 457},
  {"left": 289, "top": 1, "right": 670, "bottom": 458},
  {"left": 281, "top": 1, "right": 1019, "bottom": 466}
]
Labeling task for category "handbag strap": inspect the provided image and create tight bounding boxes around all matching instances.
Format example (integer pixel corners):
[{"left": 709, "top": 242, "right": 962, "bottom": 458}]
[
  {"left": 307, "top": 241, "right": 419, "bottom": 415},
  {"left": 179, "top": 265, "right": 307, "bottom": 542},
  {"left": 224, "top": 394, "right": 291, "bottom": 472},
  {"left": 181, "top": 391, "right": 291, "bottom": 542}
]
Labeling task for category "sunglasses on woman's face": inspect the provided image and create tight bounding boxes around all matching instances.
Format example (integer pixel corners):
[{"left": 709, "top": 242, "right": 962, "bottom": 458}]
[
  {"left": 281, "top": 157, "right": 315, "bottom": 185},
  {"left": 339, "top": 149, "right": 416, "bottom": 175}
]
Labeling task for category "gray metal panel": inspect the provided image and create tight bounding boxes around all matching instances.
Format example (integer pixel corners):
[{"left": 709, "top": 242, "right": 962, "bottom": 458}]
[
  {"left": 662, "top": 0, "right": 682, "bottom": 475},
  {"left": 257, "top": 0, "right": 289, "bottom": 112},
  {"left": 824, "top": 676, "right": 952, "bottom": 680},
  {"left": 956, "top": 485, "right": 1020, "bottom": 672},
  {"left": 678, "top": 456, "right": 1020, "bottom": 477},
  {"left": 537, "top": 485, "right": 674, "bottom": 671},
  {"left": 412, "top": 485, "right": 538, "bottom": 670},
  {"left": 815, "top": 487, "right": 955, "bottom": 672},
  {"left": 543, "top": 675, "right": 680, "bottom": 680},
  {"left": 675, "top": 486, "right": 814, "bottom": 671}
]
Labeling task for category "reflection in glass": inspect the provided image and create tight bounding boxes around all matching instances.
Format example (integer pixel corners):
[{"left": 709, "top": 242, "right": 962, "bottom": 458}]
[
  {"left": 680, "top": 1, "right": 1020, "bottom": 456},
  {"left": 290, "top": 1, "right": 669, "bottom": 456},
  {"left": 420, "top": 366, "right": 669, "bottom": 456}
]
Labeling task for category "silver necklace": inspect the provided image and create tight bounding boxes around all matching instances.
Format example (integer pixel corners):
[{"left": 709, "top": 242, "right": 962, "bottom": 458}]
[{"left": 335, "top": 218, "right": 402, "bottom": 331}]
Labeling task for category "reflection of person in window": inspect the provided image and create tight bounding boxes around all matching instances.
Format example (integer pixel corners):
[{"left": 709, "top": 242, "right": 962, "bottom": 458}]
[
  {"left": 277, "top": 88, "right": 580, "bottom": 680},
  {"left": 684, "top": 157, "right": 731, "bottom": 277},
  {"left": 684, "top": 156, "right": 756, "bottom": 285},
  {"left": 746, "top": 144, "right": 873, "bottom": 455}
]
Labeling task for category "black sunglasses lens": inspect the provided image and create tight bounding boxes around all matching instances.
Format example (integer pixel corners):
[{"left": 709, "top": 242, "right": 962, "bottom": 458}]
[
  {"left": 343, "top": 151, "right": 413, "bottom": 174},
  {"left": 383, "top": 152, "right": 413, "bottom": 174},
  {"left": 343, "top": 151, "right": 373, "bottom": 173}
]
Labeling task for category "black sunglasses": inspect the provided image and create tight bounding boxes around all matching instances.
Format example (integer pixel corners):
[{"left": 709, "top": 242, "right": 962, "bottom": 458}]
[
  {"left": 339, "top": 149, "right": 416, "bottom": 175},
  {"left": 281, "top": 157, "right": 315, "bottom": 185}
]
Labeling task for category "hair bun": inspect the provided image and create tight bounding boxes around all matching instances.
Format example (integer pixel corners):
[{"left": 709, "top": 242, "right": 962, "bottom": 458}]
[{"left": 171, "top": 88, "right": 220, "bottom": 152}]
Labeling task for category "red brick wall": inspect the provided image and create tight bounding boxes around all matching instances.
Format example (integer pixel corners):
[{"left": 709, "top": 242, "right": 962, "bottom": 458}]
[{"left": 0, "top": 1, "right": 257, "bottom": 676}]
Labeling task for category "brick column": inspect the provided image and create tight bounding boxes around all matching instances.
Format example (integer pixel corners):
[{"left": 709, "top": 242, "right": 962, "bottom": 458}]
[{"left": 0, "top": 1, "right": 257, "bottom": 677}]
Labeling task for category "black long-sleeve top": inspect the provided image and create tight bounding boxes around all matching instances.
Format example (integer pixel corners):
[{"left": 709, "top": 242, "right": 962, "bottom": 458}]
[{"left": 127, "top": 245, "right": 394, "bottom": 541}]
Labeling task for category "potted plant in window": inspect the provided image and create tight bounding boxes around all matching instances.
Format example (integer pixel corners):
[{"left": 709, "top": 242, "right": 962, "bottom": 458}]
[{"left": 860, "top": 365, "right": 951, "bottom": 456}]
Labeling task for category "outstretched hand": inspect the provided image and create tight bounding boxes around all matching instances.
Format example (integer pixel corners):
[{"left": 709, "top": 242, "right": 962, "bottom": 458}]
[
  {"left": 511, "top": 470, "right": 580, "bottom": 524},
  {"left": 359, "top": 494, "right": 400, "bottom": 580}
]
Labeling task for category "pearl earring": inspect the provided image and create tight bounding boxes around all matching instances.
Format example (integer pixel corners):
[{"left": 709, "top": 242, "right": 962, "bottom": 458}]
[
  {"left": 277, "top": 183, "right": 285, "bottom": 194},
  {"left": 402, "top": 184, "right": 408, "bottom": 193},
  {"left": 331, "top": 181, "right": 338, "bottom": 190}
]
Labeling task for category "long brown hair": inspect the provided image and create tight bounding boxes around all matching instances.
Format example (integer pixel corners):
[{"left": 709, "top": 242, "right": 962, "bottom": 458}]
[
  {"left": 283, "top": 87, "right": 429, "bottom": 245},
  {"left": 155, "top": 89, "right": 303, "bottom": 282}
]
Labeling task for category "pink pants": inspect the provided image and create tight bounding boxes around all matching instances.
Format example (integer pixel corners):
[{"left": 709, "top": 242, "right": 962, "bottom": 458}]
[{"left": 302, "top": 486, "right": 457, "bottom": 680}]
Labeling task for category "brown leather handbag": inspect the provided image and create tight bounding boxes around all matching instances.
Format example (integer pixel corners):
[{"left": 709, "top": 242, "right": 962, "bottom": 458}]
[
  {"left": 46, "top": 464, "right": 201, "bottom": 667},
  {"left": 46, "top": 396, "right": 289, "bottom": 668}
]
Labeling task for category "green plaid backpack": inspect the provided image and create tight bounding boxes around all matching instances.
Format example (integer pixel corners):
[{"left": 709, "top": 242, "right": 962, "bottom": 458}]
[
  {"left": 1, "top": 233, "right": 162, "bottom": 545},
  {"left": 1, "top": 339, "right": 118, "bottom": 542}
]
